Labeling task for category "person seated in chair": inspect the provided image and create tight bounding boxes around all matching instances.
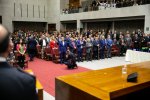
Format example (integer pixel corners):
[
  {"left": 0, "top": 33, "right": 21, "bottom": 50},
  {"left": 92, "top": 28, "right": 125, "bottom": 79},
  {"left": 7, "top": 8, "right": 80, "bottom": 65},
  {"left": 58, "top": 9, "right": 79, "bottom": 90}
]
[{"left": 65, "top": 50, "right": 77, "bottom": 69}]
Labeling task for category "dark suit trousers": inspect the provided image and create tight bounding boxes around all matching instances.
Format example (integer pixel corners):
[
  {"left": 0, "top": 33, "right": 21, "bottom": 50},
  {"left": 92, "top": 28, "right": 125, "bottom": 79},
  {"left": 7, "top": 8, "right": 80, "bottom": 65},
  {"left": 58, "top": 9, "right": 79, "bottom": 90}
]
[
  {"left": 28, "top": 48, "right": 36, "bottom": 60},
  {"left": 60, "top": 52, "right": 66, "bottom": 63},
  {"left": 77, "top": 50, "right": 82, "bottom": 61},
  {"left": 100, "top": 47, "right": 105, "bottom": 59},
  {"left": 18, "top": 55, "right": 25, "bottom": 68}
]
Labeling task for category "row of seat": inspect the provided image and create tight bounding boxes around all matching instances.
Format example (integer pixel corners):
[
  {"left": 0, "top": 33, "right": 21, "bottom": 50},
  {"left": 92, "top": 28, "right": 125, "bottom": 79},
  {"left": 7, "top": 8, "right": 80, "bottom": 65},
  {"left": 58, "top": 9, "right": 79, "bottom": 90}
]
[{"left": 36, "top": 45, "right": 120, "bottom": 63}]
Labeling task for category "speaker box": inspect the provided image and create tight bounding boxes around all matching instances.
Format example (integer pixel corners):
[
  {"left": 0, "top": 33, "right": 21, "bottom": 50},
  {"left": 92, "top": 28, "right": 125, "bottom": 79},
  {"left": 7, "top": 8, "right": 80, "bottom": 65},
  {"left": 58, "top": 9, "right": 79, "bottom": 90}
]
[{"left": 127, "top": 72, "right": 138, "bottom": 82}]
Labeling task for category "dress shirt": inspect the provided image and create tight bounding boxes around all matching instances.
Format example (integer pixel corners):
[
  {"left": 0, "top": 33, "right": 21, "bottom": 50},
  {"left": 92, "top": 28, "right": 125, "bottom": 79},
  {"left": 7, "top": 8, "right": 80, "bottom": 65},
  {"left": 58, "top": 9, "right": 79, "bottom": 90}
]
[{"left": 43, "top": 39, "right": 46, "bottom": 47}]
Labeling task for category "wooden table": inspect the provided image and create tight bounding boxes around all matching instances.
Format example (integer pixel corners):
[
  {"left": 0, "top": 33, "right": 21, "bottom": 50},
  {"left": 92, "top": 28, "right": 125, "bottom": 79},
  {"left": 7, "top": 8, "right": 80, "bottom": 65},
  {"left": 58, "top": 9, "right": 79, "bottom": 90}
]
[
  {"left": 56, "top": 61, "right": 150, "bottom": 100},
  {"left": 26, "top": 70, "right": 43, "bottom": 100}
]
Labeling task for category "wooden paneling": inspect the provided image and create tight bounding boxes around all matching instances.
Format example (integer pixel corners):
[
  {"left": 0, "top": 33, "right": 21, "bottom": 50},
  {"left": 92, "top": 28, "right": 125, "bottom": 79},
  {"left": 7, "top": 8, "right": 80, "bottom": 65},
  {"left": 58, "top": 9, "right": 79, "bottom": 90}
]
[
  {"left": 69, "top": 0, "right": 80, "bottom": 8},
  {"left": 13, "top": 21, "right": 46, "bottom": 32},
  {"left": 48, "top": 24, "right": 56, "bottom": 32},
  {"left": 56, "top": 61, "right": 150, "bottom": 100}
]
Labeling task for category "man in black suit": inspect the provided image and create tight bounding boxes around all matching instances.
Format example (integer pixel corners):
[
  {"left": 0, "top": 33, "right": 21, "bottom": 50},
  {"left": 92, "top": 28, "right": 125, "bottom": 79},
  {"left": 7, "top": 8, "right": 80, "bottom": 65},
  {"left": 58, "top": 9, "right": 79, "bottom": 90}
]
[
  {"left": 0, "top": 24, "right": 38, "bottom": 100},
  {"left": 28, "top": 36, "right": 37, "bottom": 61}
]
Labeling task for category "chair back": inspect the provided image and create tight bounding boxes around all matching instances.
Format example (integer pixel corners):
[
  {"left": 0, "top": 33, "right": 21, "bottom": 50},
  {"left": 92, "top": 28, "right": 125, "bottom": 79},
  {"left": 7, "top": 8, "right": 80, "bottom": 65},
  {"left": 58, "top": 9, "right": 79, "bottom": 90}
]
[
  {"left": 53, "top": 48, "right": 59, "bottom": 56},
  {"left": 37, "top": 45, "right": 41, "bottom": 52},
  {"left": 45, "top": 47, "right": 51, "bottom": 54},
  {"left": 112, "top": 45, "right": 119, "bottom": 50}
]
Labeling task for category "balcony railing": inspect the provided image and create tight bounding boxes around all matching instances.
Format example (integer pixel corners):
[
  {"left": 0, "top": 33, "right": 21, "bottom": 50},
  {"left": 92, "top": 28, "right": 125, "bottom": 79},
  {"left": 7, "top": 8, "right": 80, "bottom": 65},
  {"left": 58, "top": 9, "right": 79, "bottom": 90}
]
[{"left": 61, "top": 2, "right": 150, "bottom": 15}]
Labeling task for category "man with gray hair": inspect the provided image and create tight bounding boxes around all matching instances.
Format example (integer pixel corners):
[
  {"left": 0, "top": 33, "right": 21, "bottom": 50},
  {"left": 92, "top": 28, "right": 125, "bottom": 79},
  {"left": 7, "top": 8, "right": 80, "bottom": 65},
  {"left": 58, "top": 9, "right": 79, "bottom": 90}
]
[{"left": 0, "top": 24, "right": 38, "bottom": 100}]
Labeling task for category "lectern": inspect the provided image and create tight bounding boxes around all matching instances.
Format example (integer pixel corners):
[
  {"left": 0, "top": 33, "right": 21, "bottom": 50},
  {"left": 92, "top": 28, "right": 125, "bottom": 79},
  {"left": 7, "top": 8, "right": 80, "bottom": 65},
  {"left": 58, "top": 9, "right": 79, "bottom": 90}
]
[{"left": 56, "top": 61, "right": 150, "bottom": 100}]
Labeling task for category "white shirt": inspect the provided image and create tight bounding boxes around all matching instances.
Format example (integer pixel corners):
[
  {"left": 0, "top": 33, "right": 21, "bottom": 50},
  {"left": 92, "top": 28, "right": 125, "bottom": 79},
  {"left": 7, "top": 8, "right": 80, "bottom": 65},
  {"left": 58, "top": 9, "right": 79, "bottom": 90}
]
[{"left": 43, "top": 39, "right": 46, "bottom": 47}]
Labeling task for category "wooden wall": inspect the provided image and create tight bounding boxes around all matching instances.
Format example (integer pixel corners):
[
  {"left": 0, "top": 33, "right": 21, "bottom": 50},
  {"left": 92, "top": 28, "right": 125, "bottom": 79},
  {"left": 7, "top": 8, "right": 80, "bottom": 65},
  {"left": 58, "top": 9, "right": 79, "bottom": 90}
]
[{"left": 69, "top": 0, "right": 80, "bottom": 8}]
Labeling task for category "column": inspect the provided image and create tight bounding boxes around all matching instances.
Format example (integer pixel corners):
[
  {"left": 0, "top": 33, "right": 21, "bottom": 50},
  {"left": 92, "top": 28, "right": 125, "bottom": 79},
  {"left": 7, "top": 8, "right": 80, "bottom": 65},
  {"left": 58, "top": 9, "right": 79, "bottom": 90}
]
[
  {"left": 56, "top": 22, "right": 66, "bottom": 32},
  {"left": 64, "top": 23, "right": 66, "bottom": 31},
  {"left": 2, "top": 18, "right": 13, "bottom": 32},
  {"left": 84, "top": 22, "right": 87, "bottom": 32},
  {"left": 112, "top": 21, "right": 115, "bottom": 33},
  {"left": 56, "top": 22, "right": 61, "bottom": 32},
  {"left": 45, "top": 23, "right": 48, "bottom": 32},
  {"left": 144, "top": 14, "right": 150, "bottom": 34},
  {"left": 77, "top": 19, "right": 83, "bottom": 33}
]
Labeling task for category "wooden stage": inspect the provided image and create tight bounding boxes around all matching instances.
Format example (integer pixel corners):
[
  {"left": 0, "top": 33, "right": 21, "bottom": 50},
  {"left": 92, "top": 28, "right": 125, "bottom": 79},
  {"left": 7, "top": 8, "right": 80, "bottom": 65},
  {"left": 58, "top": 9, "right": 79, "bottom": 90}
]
[{"left": 56, "top": 61, "right": 150, "bottom": 100}]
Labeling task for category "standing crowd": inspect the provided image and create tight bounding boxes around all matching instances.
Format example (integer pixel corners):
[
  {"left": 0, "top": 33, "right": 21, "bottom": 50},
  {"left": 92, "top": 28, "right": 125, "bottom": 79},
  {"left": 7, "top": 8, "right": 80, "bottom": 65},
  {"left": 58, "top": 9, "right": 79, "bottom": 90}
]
[{"left": 9, "top": 29, "right": 150, "bottom": 68}]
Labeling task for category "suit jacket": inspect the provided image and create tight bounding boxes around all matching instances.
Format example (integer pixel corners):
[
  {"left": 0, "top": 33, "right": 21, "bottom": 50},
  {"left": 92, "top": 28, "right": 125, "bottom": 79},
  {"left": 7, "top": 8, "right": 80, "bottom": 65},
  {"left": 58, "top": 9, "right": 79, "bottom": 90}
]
[
  {"left": 0, "top": 62, "right": 38, "bottom": 100},
  {"left": 28, "top": 38, "right": 37, "bottom": 50},
  {"left": 112, "top": 33, "right": 120, "bottom": 41},
  {"left": 69, "top": 41, "right": 76, "bottom": 52},
  {"left": 39, "top": 39, "right": 48, "bottom": 47},
  {"left": 125, "top": 37, "right": 132, "bottom": 47},
  {"left": 65, "top": 37, "right": 71, "bottom": 47},
  {"left": 59, "top": 41, "right": 67, "bottom": 53},
  {"left": 106, "top": 39, "right": 113, "bottom": 48},
  {"left": 93, "top": 40, "right": 99, "bottom": 51},
  {"left": 76, "top": 40, "right": 83, "bottom": 51},
  {"left": 100, "top": 39, "right": 106, "bottom": 49},
  {"left": 86, "top": 41, "right": 92, "bottom": 53}
]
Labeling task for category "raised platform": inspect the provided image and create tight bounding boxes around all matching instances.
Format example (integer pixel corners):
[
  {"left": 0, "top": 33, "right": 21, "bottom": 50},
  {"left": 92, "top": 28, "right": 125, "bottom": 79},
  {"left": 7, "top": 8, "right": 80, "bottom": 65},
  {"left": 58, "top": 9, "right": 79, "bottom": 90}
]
[{"left": 56, "top": 61, "right": 150, "bottom": 100}]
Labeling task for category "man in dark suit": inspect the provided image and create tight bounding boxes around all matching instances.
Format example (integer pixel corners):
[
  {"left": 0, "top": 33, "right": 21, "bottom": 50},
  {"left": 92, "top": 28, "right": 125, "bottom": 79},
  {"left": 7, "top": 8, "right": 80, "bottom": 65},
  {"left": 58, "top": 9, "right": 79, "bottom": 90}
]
[
  {"left": 59, "top": 37, "right": 67, "bottom": 64},
  {"left": 133, "top": 34, "right": 140, "bottom": 51},
  {"left": 93, "top": 37, "right": 99, "bottom": 60},
  {"left": 27, "top": 36, "right": 37, "bottom": 61},
  {"left": 76, "top": 37, "right": 83, "bottom": 62},
  {"left": 99, "top": 35, "right": 106, "bottom": 59},
  {"left": 0, "top": 24, "right": 38, "bottom": 100}
]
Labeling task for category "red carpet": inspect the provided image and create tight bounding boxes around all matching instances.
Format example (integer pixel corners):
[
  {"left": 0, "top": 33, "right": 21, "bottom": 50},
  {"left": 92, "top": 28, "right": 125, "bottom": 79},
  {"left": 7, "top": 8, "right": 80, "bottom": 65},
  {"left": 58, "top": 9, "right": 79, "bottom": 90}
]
[{"left": 27, "top": 58, "right": 90, "bottom": 96}]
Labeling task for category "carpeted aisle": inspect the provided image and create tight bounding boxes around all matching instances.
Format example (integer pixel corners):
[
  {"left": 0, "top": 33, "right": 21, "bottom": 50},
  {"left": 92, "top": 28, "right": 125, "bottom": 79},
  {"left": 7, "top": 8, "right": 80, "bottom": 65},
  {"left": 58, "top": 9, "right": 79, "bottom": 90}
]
[{"left": 27, "top": 58, "right": 90, "bottom": 96}]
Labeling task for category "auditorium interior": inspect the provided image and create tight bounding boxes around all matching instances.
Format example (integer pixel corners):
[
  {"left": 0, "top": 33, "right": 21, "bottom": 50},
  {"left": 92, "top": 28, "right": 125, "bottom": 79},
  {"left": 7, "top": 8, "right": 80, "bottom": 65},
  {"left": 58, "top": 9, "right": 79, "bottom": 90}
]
[{"left": 0, "top": 0, "right": 150, "bottom": 100}]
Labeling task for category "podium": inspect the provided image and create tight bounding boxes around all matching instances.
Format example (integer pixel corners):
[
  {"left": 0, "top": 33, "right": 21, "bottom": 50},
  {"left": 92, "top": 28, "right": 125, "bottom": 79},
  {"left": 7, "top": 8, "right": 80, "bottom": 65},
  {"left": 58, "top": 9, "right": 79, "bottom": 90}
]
[{"left": 56, "top": 61, "right": 150, "bottom": 100}]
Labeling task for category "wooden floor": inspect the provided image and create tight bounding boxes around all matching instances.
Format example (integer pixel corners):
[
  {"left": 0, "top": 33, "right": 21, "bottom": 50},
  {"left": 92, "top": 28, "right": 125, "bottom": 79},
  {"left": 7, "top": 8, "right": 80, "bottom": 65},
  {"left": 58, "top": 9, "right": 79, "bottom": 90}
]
[{"left": 56, "top": 61, "right": 150, "bottom": 100}]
